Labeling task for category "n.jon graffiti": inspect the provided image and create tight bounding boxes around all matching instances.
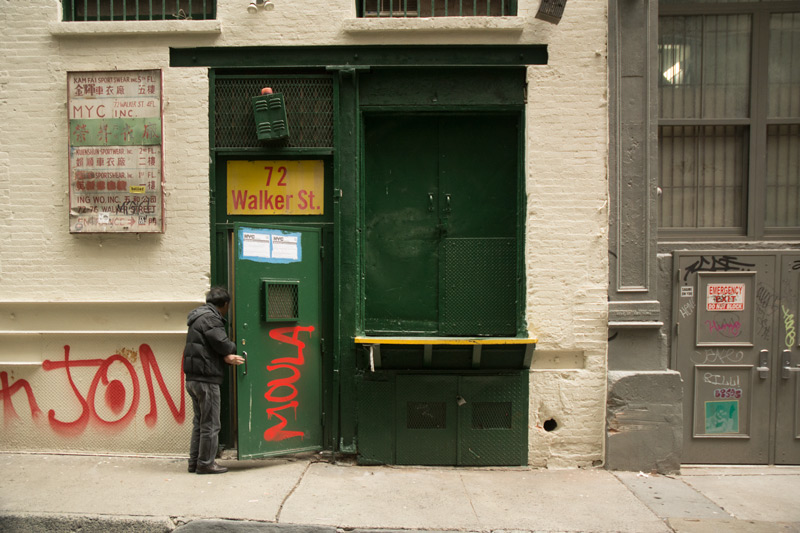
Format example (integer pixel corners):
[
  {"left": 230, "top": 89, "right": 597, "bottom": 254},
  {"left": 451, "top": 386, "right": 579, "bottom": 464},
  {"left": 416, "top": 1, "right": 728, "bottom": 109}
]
[{"left": 0, "top": 344, "right": 185, "bottom": 436}]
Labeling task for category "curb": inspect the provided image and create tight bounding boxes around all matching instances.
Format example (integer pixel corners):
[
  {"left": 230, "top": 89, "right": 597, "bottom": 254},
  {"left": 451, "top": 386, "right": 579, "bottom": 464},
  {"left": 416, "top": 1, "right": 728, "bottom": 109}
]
[{"left": 0, "top": 512, "right": 175, "bottom": 533}]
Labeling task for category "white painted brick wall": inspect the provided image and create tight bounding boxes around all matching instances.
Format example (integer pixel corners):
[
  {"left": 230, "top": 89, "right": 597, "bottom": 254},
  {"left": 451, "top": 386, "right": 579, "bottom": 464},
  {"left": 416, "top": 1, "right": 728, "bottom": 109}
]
[
  {"left": 525, "top": 0, "right": 609, "bottom": 467},
  {"left": 0, "top": 0, "right": 608, "bottom": 465}
]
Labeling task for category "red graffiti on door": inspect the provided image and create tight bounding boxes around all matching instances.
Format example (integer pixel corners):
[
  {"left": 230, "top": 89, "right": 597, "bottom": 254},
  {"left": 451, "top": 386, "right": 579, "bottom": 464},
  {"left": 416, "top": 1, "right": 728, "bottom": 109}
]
[
  {"left": 263, "top": 325, "right": 313, "bottom": 442},
  {"left": 0, "top": 344, "right": 185, "bottom": 436}
]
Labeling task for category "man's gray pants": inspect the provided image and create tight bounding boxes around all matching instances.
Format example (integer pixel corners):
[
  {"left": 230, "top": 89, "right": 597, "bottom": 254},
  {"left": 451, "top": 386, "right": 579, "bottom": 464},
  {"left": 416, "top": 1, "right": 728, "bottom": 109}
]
[{"left": 186, "top": 380, "right": 222, "bottom": 469}]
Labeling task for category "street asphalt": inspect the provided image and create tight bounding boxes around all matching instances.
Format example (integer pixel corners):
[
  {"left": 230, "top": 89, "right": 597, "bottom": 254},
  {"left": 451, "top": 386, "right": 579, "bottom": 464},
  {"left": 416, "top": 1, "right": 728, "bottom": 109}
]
[{"left": 0, "top": 452, "right": 799, "bottom": 532}]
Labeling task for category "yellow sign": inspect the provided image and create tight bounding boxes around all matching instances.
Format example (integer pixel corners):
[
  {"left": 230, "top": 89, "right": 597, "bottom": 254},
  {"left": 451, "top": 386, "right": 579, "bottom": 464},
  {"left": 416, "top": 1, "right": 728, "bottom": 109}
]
[{"left": 227, "top": 160, "right": 324, "bottom": 215}]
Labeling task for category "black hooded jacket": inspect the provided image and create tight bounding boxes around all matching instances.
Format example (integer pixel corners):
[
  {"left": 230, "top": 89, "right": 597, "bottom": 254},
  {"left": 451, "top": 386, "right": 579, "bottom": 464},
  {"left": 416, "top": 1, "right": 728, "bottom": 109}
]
[{"left": 183, "top": 303, "right": 237, "bottom": 384}]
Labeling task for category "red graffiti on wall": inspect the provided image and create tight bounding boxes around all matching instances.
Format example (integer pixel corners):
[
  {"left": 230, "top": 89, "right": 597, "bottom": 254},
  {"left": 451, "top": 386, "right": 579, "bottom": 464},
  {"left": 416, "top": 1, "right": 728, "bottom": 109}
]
[
  {"left": 0, "top": 372, "right": 43, "bottom": 425},
  {"left": 263, "top": 325, "right": 314, "bottom": 442},
  {"left": 0, "top": 344, "right": 185, "bottom": 436}
]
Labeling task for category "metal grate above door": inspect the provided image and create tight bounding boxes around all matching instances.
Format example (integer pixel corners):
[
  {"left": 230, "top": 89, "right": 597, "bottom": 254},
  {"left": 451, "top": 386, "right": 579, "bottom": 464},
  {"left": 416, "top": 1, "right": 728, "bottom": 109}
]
[{"left": 214, "top": 76, "right": 334, "bottom": 148}]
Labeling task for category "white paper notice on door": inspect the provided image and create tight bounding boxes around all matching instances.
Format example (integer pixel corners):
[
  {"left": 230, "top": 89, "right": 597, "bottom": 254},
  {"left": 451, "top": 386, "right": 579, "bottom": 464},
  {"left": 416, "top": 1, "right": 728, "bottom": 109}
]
[
  {"left": 272, "top": 234, "right": 299, "bottom": 260},
  {"left": 242, "top": 231, "right": 271, "bottom": 259}
]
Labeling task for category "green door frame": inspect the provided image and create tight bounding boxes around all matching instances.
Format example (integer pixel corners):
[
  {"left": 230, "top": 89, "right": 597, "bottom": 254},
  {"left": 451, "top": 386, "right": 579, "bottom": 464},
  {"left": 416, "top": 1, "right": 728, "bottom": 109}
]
[
  {"left": 178, "top": 45, "right": 546, "bottom": 456},
  {"left": 207, "top": 70, "right": 339, "bottom": 452}
]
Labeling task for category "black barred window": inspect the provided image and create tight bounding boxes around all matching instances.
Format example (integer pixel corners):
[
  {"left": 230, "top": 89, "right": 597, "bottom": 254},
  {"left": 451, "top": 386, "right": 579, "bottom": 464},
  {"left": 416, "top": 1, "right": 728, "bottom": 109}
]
[
  {"left": 64, "top": 0, "right": 215, "bottom": 21},
  {"left": 658, "top": 2, "right": 800, "bottom": 238},
  {"left": 357, "top": 0, "right": 516, "bottom": 17}
]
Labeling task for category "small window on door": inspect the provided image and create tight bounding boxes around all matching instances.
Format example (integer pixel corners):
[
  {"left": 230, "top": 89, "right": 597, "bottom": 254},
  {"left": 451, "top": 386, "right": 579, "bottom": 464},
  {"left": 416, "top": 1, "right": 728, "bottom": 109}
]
[{"left": 263, "top": 280, "right": 299, "bottom": 322}]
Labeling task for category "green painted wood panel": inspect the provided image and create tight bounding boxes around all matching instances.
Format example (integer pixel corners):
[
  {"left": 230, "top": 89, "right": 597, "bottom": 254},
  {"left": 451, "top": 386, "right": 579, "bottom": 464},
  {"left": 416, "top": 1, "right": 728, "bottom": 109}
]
[
  {"left": 234, "top": 223, "right": 323, "bottom": 459},
  {"left": 365, "top": 116, "right": 440, "bottom": 334},
  {"left": 363, "top": 114, "right": 519, "bottom": 336},
  {"left": 396, "top": 374, "right": 459, "bottom": 465}
]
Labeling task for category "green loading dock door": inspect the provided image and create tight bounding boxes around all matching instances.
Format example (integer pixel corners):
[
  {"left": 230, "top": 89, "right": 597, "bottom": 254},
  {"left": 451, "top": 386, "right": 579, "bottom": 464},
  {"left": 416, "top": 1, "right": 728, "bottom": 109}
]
[
  {"left": 360, "top": 111, "right": 529, "bottom": 465},
  {"left": 198, "top": 61, "right": 535, "bottom": 461},
  {"left": 355, "top": 338, "right": 534, "bottom": 466},
  {"left": 364, "top": 114, "right": 520, "bottom": 337}
]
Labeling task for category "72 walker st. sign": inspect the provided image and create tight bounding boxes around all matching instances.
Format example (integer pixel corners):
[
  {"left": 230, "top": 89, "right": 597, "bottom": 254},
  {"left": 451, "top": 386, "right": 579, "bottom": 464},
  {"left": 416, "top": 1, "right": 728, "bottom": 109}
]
[{"left": 227, "top": 160, "right": 324, "bottom": 215}]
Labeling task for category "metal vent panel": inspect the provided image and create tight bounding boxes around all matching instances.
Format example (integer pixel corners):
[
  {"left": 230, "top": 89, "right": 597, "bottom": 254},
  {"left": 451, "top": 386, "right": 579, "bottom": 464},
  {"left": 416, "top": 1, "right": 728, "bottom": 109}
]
[
  {"left": 407, "top": 401, "right": 447, "bottom": 429},
  {"left": 459, "top": 374, "right": 528, "bottom": 466},
  {"left": 442, "top": 238, "right": 517, "bottom": 335},
  {"left": 471, "top": 401, "right": 512, "bottom": 430},
  {"left": 265, "top": 282, "right": 299, "bottom": 321},
  {"left": 214, "top": 77, "right": 334, "bottom": 148}
]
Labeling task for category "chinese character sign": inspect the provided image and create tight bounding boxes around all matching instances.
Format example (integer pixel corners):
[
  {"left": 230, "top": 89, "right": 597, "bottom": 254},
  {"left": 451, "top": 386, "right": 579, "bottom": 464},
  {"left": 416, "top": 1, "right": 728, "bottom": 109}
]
[{"left": 68, "top": 70, "right": 164, "bottom": 233}]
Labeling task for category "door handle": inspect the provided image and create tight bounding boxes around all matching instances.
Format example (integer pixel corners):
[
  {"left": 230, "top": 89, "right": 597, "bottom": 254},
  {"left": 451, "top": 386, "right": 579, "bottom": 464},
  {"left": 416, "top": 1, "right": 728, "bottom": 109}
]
[
  {"left": 428, "top": 193, "right": 435, "bottom": 212},
  {"left": 444, "top": 193, "right": 452, "bottom": 213},
  {"left": 757, "top": 349, "right": 769, "bottom": 379},
  {"left": 242, "top": 351, "right": 248, "bottom": 376},
  {"left": 782, "top": 350, "right": 799, "bottom": 379}
]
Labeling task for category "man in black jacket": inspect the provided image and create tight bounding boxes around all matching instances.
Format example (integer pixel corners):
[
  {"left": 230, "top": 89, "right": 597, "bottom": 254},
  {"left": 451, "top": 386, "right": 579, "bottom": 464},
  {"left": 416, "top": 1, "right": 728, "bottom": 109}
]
[{"left": 183, "top": 287, "right": 244, "bottom": 474}]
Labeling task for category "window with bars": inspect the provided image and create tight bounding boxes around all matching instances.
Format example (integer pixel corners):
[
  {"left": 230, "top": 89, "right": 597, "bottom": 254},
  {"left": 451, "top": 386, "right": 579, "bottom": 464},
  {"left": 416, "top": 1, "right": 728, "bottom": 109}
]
[
  {"left": 63, "top": 0, "right": 215, "bottom": 21},
  {"left": 357, "top": 0, "right": 516, "bottom": 17},
  {"left": 657, "top": 2, "right": 800, "bottom": 238}
]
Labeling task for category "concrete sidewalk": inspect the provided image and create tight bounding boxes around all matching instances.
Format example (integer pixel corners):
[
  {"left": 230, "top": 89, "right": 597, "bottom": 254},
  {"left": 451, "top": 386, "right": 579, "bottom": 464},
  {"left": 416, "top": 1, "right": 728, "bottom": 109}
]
[{"left": 0, "top": 453, "right": 799, "bottom": 533}]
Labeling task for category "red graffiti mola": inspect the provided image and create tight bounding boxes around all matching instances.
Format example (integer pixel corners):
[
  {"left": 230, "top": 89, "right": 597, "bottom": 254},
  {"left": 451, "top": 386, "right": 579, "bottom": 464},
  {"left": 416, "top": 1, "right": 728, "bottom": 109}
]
[{"left": 263, "top": 325, "right": 314, "bottom": 442}]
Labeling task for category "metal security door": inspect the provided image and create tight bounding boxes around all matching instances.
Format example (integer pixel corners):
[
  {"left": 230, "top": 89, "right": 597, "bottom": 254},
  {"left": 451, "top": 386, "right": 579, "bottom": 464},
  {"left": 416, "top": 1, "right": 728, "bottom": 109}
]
[
  {"left": 438, "top": 116, "right": 518, "bottom": 336},
  {"left": 364, "top": 116, "right": 440, "bottom": 334},
  {"left": 776, "top": 254, "right": 800, "bottom": 464},
  {"left": 233, "top": 223, "right": 322, "bottom": 459},
  {"left": 363, "top": 114, "right": 519, "bottom": 336},
  {"left": 674, "top": 253, "right": 776, "bottom": 464}
]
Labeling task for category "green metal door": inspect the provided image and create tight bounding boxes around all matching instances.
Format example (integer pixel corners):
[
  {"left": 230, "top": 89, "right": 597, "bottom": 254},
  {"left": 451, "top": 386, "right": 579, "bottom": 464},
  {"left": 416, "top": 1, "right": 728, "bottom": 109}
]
[
  {"left": 438, "top": 116, "right": 518, "bottom": 335},
  {"left": 364, "top": 116, "right": 440, "bottom": 334},
  {"left": 233, "top": 223, "right": 323, "bottom": 459},
  {"left": 364, "top": 114, "right": 519, "bottom": 336},
  {"left": 396, "top": 375, "right": 459, "bottom": 465}
]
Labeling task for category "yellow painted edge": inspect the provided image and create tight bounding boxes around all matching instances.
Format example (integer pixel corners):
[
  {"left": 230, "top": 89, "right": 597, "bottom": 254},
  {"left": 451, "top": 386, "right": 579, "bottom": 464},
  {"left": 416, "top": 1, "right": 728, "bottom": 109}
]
[{"left": 354, "top": 336, "right": 537, "bottom": 345}]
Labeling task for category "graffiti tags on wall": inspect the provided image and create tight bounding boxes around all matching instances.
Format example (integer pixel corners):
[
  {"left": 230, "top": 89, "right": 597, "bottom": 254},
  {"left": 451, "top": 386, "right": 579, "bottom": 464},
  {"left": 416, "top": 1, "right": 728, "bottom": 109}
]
[
  {"left": 263, "top": 325, "right": 313, "bottom": 442},
  {"left": 0, "top": 344, "right": 184, "bottom": 436},
  {"left": 703, "top": 371, "right": 741, "bottom": 387},
  {"left": 683, "top": 256, "right": 756, "bottom": 282},
  {"left": 784, "top": 305, "right": 797, "bottom": 350},
  {"left": 679, "top": 298, "right": 696, "bottom": 319},
  {"left": 705, "top": 317, "right": 743, "bottom": 338},
  {"left": 692, "top": 348, "right": 745, "bottom": 365}
]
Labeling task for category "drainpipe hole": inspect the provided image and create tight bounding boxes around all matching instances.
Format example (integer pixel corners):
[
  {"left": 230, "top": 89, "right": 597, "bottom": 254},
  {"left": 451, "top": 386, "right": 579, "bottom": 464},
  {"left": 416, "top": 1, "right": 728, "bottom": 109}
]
[{"left": 543, "top": 418, "right": 558, "bottom": 432}]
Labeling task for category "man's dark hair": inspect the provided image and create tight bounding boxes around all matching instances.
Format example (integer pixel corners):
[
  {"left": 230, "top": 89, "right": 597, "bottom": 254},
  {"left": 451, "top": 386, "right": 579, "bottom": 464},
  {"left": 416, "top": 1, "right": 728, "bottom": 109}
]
[{"left": 206, "top": 287, "right": 232, "bottom": 307}]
